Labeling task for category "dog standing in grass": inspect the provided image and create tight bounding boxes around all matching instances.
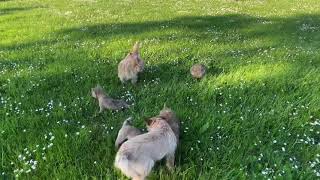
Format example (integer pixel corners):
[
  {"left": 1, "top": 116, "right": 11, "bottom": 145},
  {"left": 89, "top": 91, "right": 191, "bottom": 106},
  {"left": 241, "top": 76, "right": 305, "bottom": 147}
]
[
  {"left": 114, "top": 117, "right": 177, "bottom": 180},
  {"left": 91, "top": 85, "right": 129, "bottom": 113},
  {"left": 157, "top": 105, "right": 180, "bottom": 169},
  {"left": 118, "top": 42, "right": 145, "bottom": 84},
  {"left": 115, "top": 117, "right": 142, "bottom": 149}
]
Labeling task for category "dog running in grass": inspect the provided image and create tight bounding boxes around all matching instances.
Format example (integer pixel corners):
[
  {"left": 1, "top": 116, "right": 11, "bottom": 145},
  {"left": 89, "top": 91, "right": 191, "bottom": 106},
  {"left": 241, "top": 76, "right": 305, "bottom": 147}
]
[
  {"left": 114, "top": 117, "right": 177, "bottom": 180},
  {"left": 115, "top": 117, "right": 142, "bottom": 149},
  {"left": 118, "top": 42, "right": 145, "bottom": 84},
  {"left": 91, "top": 85, "right": 129, "bottom": 113}
]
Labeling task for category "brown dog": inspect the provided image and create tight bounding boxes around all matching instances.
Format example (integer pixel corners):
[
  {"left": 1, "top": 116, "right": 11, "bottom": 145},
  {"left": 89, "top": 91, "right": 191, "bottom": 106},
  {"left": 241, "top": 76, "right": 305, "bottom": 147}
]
[
  {"left": 114, "top": 117, "right": 177, "bottom": 180},
  {"left": 91, "top": 85, "right": 129, "bottom": 113},
  {"left": 115, "top": 117, "right": 142, "bottom": 149},
  {"left": 118, "top": 42, "right": 145, "bottom": 84},
  {"left": 157, "top": 104, "right": 180, "bottom": 169},
  {"left": 190, "top": 64, "right": 206, "bottom": 79}
]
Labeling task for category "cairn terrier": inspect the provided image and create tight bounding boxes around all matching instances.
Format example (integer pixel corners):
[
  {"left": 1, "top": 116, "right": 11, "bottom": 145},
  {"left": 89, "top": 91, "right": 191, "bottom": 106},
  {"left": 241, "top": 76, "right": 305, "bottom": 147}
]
[
  {"left": 91, "top": 85, "right": 129, "bottom": 113},
  {"left": 118, "top": 42, "right": 145, "bottom": 84},
  {"left": 157, "top": 104, "right": 180, "bottom": 168},
  {"left": 115, "top": 117, "right": 142, "bottom": 149},
  {"left": 114, "top": 117, "right": 177, "bottom": 180},
  {"left": 190, "top": 64, "right": 206, "bottom": 79}
]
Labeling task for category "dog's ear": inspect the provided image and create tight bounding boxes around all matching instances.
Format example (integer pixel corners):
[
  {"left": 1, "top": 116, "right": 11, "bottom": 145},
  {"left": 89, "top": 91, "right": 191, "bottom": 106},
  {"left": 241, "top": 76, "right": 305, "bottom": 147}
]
[
  {"left": 91, "top": 88, "right": 96, "bottom": 96},
  {"left": 124, "top": 117, "right": 133, "bottom": 126},
  {"left": 132, "top": 41, "right": 140, "bottom": 54},
  {"left": 163, "top": 103, "right": 167, "bottom": 109}
]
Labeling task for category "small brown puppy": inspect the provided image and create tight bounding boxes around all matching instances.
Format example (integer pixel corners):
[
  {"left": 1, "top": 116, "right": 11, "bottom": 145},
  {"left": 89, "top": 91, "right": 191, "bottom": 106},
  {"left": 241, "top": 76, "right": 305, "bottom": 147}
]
[
  {"left": 190, "top": 64, "right": 206, "bottom": 79},
  {"left": 91, "top": 85, "right": 129, "bottom": 113},
  {"left": 118, "top": 42, "right": 145, "bottom": 84},
  {"left": 114, "top": 117, "right": 177, "bottom": 180},
  {"left": 115, "top": 117, "right": 142, "bottom": 149}
]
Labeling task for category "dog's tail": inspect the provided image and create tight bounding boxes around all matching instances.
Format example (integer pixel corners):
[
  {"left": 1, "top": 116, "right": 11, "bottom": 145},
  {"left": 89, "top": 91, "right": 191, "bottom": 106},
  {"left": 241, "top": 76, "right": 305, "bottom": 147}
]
[{"left": 132, "top": 41, "right": 140, "bottom": 54}]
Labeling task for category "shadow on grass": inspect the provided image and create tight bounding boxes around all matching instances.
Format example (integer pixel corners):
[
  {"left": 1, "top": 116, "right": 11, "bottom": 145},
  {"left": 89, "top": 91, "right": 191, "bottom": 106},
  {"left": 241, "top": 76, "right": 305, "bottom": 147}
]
[
  {"left": 56, "top": 14, "right": 320, "bottom": 47},
  {"left": 1, "top": 14, "right": 320, "bottom": 64},
  {"left": 0, "top": 7, "right": 37, "bottom": 16}
]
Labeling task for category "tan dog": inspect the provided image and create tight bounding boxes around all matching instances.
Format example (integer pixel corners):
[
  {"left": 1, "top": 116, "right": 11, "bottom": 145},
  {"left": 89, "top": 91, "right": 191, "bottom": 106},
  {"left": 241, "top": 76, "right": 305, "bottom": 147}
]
[
  {"left": 115, "top": 117, "right": 142, "bottom": 149},
  {"left": 91, "top": 85, "right": 129, "bottom": 113},
  {"left": 190, "top": 64, "right": 206, "bottom": 79},
  {"left": 158, "top": 104, "right": 180, "bottom": 142},
  {"left": 158, "top": 105, "right": 180, "bottom": 168},
  {"left": 114, "top": 117, "right": 177, "bottom": 180},
  {"left": 118, "top": 42, "right": 145, "bottom": 84}
]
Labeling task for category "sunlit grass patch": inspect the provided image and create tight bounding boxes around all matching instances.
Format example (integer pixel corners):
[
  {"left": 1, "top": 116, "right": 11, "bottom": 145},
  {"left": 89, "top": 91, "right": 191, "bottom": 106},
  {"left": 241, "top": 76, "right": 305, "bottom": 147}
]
[{"left": 1, "top": 0, "right": 320, "bottom": 179}]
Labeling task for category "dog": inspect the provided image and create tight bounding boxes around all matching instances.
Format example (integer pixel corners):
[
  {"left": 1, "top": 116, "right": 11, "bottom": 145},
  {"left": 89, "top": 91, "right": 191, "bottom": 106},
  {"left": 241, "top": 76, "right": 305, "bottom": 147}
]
[
  {"left": 114, "top": 117, "right": 177, "bottom": 180},
  {"left": 91, "top": 85, "right": 129, "bottom": 113},
  {"left": 157, "top": 104, "right": 180, "bottom": 168},
  {"left": 118, "top": 42, "right": 145, "bottom": 84},
  {"left": 115, "top": 117, "right": 142, "bottom": 149},
  {"left": 190, "top": 64, "right": 206, "bottom": 79},
  {"left": 158, "top": 104, "right": 180, "bottom": 141}
]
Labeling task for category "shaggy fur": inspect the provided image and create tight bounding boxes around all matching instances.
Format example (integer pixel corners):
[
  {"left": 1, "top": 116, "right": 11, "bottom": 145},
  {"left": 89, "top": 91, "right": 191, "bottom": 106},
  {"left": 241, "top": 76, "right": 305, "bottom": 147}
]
[
  {"left": 91, "top": 85, "right": 129, "bottom": 113},
  {"left": 190, "top": 64, "right": 206, "bottom": 79},
  {"left": 114, "top": 118, "right": 177, "bottom": 180},
  {"left": 115, "top": 117, "right": 142, "bottom": 149},
  {"left": 157, "top": 105, "right": 180, "bottom": 169},
  {"left": 158, "top": 104, "right": 180, "bottom": 141},
  {"left": 118, "top": 42, "right": 145, "bottom": 84}
]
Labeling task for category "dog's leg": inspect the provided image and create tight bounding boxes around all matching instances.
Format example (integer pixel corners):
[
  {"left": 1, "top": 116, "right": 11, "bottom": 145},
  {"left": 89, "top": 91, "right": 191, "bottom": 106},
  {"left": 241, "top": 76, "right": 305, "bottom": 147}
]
[
  {"left": 166, "top": 152, "right": 175, "bottom": 170},
  {"left": 99, "top": 105, "right": 104, "bottom": 113},
  {"left": 131, "top": 76, "right": 138, "bottom": 84},
  {"left": 120, "top": 78, "right": 125, "bottom": 84}
]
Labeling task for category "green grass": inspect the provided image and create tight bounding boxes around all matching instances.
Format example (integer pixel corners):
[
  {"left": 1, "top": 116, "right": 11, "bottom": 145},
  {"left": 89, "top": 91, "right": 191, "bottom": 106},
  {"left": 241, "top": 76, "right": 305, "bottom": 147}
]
[{"left": 1, "top": 0, "right": 320, "bottom": 179}]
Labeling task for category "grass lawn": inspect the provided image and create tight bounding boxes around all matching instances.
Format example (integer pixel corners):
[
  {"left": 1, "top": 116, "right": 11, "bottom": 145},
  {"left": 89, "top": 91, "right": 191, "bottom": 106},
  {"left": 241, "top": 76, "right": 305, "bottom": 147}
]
[{"left": 1, "top": 0, "right": 320, "bottom": 179}]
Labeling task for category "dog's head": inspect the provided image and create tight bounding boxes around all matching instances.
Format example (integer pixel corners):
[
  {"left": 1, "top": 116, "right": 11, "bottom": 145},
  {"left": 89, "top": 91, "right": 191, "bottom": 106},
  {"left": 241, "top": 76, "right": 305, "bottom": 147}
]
[
  {"left": 159, "top": 104, "right": 176, "bottom": 120},
  {"left": 91, "top": 85, "right": 104, "bottom": 98},
  {"left": 145, "top": 117, "right": 169, "bottom": 131},
  {"left": 115, "top": 117, "right": 141, "bottom": 149}
]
